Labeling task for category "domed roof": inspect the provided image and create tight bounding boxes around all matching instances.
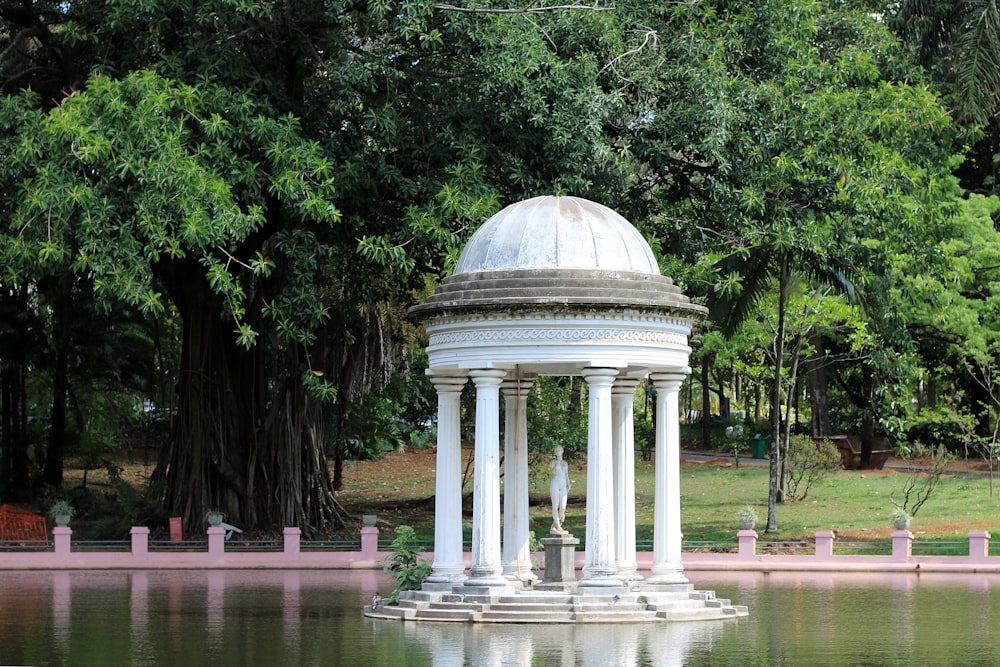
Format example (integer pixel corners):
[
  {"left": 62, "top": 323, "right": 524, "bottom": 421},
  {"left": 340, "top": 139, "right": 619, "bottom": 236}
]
[
  {"left": 410, "top": 195, "right": 707, "bottom": 320},
  {"left": 455, "top": 196, "right": 660, "bottom": 274}
]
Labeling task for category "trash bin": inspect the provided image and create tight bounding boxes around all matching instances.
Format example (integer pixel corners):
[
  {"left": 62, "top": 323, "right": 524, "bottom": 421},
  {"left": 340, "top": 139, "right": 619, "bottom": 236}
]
[{"left": 750, "top": 434, "right": 767, "bottom": 459}]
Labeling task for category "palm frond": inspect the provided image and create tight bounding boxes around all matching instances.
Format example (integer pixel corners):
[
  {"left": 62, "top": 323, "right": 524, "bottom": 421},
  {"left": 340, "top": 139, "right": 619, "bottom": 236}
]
[{"left": 953, "top": 0, "right": 1000, "bottom": 123}]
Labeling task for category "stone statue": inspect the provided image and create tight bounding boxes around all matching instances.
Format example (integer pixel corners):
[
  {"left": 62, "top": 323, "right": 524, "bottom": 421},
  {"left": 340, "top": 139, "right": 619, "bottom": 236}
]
[{"left": 549, "top": 445, "right": 570, "bottom": 533}]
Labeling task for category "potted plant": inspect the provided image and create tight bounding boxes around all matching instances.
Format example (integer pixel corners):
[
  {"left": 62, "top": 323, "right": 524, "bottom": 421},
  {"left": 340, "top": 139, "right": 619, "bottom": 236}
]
[
  {"left": 49, "top": 500, "right": 74, "bottom": 527},
  {"left": 892, "top": 507, "right": 911, "bottom": 530},
  {"left": 205, "top": 509, "right": 224, "bottom": 527},
  {"left": 737, "top": 505, "right": 758, "bottom": 530}
]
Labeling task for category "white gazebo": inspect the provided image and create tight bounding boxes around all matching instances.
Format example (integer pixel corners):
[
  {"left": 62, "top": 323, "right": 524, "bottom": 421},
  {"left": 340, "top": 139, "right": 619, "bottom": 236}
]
[{"left": 409, "top": 195, "right": 707, "bottom": 594}]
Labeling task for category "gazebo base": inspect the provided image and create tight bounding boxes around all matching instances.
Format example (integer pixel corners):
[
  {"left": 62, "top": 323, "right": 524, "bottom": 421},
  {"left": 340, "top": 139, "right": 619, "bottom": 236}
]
[{"left": 364, "top": 585, "right": 748, "bottom": 624}]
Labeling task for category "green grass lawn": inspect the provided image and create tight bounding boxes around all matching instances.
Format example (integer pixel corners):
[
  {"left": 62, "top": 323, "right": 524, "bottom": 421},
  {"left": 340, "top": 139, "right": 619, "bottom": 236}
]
[{"left": 524, "top": 460, "right": 1000, "bottom": 546}]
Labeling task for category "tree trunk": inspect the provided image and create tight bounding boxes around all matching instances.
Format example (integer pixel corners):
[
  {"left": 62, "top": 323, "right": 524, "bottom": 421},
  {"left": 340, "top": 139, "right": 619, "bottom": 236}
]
[
  {"left": 859, "top": 362, "right": 877, "bottom": 469},
  {"left": 766, "top": 258, "right": 789, "bottom": 534},
  {"left": 153, "top": 262, "right": 345, "bottom": 537},
  {"left": 1, "top": 287, "right": 33, "bottom": 499},
  {"left": 701, "top": 354, "right": 712, "bottom": 447},
  {"left": 41, "top": 347, "right": 69, "bottom": 487},
  {"left": 806, "top": 333, "right": 831, "bottom": 437}
]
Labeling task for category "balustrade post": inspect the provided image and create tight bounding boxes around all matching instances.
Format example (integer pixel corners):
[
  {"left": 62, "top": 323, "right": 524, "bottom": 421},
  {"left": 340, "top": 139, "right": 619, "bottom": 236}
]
[
  {"left": 814, "top": 530, "right": 836, "bottom": 560},
  {"left": 208, "top": 526, "right": 226, "bottom": 557},
  {"left": 737, "top": 529, "right": 758, "bottom": 559},
  {"left": 891, "top": 529, "right": 913, "bottom": 561},
  {"left": 969, "top": 530, "right": 991, "bottom": 562},
  {"left": 53, "top": 526, "right": 72, "bottom": 556},
  {"left": 130, "top": 526, "right": 150, "bottom": 556},
  {"left": 283, "top": 527, "right": 301, "bottom": 555},
  {"left": 361, "top": 526, "right": 380, "bottom": 560}
]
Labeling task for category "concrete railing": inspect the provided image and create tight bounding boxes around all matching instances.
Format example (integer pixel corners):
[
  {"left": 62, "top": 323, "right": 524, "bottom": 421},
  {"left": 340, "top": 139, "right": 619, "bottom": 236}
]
[
  {"left": 679, "top": 529, "right": 999, "bottom": 573},
  {"left": 3, "top": 527, "right": 998, "bottom": 573}
]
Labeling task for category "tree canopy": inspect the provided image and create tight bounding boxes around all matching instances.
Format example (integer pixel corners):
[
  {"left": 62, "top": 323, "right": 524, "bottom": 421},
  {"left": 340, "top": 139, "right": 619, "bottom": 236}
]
[{"left": 1, "top": 0, "right": 997, "bottom": 536}]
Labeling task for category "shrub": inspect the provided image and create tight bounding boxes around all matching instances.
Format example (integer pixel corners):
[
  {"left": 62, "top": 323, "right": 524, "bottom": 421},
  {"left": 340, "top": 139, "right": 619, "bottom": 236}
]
[
  {"left": 905, "top": 413, "right": 972, "bottom": 456},
  {"left": 785, "top": 435, "right": 841, "bottom": 502},
  {"left": 382, "top": 525, "right": 431, "bottom": 604}
]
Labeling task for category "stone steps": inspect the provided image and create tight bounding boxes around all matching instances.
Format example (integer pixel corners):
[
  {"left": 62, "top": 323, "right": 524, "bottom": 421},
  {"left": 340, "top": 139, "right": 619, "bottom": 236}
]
[{"left": 364, "top": 587, "right": 749, "bottom": 624}]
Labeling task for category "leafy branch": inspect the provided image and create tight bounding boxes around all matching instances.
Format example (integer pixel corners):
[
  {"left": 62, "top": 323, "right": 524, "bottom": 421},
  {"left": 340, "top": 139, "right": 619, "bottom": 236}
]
[{"left": 430, "top": 3, "right": 614, "bottom": 14}]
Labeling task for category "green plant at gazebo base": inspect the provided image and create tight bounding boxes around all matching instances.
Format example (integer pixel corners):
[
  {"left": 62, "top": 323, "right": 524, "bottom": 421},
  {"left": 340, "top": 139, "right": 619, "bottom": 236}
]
[
  {"left": 49, "top": 500, "right": 74, "bottom": 527},
  {"left": 737, "top": 505, "right": 758, "bottom": 530},
  {"left": 382, "top": 525, "right": 431, "bottom": 605}
]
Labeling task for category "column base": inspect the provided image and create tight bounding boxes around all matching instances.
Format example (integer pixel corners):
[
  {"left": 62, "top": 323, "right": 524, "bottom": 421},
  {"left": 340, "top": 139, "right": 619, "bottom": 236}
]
[
  {"left": 616, "top": 564, "right": 644, "bottom": 583},
  {"left": 578, "top": 572, "right": 625, "bottom": 589},
  {"left": 452, "top": 582, "right": 520, "bottom": 596},
  {"left": 644, "top": 567, "right": 689, "bottom": 587},
  {"left": 423, "top": 571, "right": 468, "bottom": 590}
]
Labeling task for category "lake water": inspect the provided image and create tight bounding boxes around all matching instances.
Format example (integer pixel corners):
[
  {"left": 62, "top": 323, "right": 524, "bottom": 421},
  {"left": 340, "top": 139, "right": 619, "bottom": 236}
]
[{"left": 1, "top": 569, "right": 998, "bottom": 666}]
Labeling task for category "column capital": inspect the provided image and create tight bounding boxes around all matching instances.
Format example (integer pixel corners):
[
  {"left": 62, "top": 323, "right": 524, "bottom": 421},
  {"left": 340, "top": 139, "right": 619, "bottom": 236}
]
[
  {"left": 581, "top": 367, "right": 619, "bottom": 386},
  {"left": 427, "top": 374, "right": 468, "bottom": 392},
  {"left": 469, "top": 369, "right": 507, "bottom": 385},
  {"left": 649, "top": 370, "right": 689, "bottom": 388},
  {"left": 611, "top": 377, "right": 641, "bottom": 395},
  {"left": 501, "top": 375, "right": 535, "bottom": 397}
]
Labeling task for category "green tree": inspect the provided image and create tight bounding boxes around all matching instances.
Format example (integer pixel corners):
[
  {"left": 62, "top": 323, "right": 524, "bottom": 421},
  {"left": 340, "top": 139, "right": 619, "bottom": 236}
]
[
  {"left": 631, "top": 1, "right": 959, "bottom": 532},
  {"left": 0, "top": 1, "right": 661, "bottom": 532}
]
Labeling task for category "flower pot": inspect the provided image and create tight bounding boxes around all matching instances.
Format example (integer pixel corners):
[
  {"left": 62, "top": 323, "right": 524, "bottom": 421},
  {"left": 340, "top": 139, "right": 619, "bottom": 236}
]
[
  {"left": 54, "top": 515, "right": 71, "bottom": 527},
  {"left": 362, "top": 514, "right": 378, "bottom": 527},
  {"left": 206, "top": 512, "right": 224, "bottom": 527},
  {"left": 894, "top": 517, "right": 910, "bottom": 530}
]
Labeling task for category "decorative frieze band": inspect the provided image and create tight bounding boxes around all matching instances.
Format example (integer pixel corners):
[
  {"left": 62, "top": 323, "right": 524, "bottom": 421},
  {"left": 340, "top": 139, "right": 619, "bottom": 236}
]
[{"left": 428, "top": 327, "right": 688, "bottom": 347}]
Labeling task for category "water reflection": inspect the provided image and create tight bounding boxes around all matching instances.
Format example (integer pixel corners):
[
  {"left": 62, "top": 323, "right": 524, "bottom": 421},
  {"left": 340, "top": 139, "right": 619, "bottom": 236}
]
[
  {"left": 401, "top": 615, "right": 729, "bottom": 667},
  {"left": 2, "top": 569, "right": 1000, "bottom": 666}
]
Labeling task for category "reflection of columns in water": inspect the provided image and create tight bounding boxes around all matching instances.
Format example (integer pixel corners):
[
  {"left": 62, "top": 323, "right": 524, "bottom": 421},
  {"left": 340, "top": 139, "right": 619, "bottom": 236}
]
[
  {"left": 467, "top": 369, "right": 508, "bottom": 586},
  {"left": 612, "top": 377, "right": 642, "bottom": 582},
  {"left": 467, "top": 624, "right": 530, "bottom": 667},
  {"left": 406, "top": 617, "right": 721, "bottom": 666},
  {"left": 581, "top": 367, "right": 622, "bottom": 585},
  {"left": 580, "top": 623, "right": 641, "bottom": 667},
  {"left": 502, "top": 376, "right": 537, "bottom": 583},
  {"left": 427, "top": 374, "right": 469, "bottom": 584},
  {"left": 404, "top": 618, "right": 466, "bottom": 667},
  {"left": 648, "top": 371, "right": 689, "bottom": 584},
  {"left": 647, "top": 622, "right": 714, "bottom": 667}
]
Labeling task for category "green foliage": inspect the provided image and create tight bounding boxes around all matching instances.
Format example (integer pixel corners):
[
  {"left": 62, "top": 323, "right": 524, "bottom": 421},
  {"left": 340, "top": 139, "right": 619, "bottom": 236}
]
[
  {"left": 526, "top": 376, "right": 588, "bottom": 463},
  {"left": 89, "top": 476, "right": 170, "bottom": 540},
  {"left": 737, "top": 505, "right": 758, "bottom": 529},
  {"left": 338, "top": 397, "right": 407, "bottom": 462},
  {"left": 382, "top": 525, "right": 431, "bottom": 605},
  {"left": 906, "top": 408, "right": 976, "bottom": 457},
  {"left": 48, "top": 500, "right": 74, "bottom": 519},
  {"left": 785, "top": 436, "right": 842, "bottom": 502}
]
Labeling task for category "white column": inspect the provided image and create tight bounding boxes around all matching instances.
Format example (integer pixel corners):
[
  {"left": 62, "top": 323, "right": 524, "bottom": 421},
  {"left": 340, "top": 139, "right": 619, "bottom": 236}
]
[
  {"left": 612, "top": 377, "right": 642, "bottom": 582},
  {"left": 647, "top": 371, "right": 689, "bottom": 585},
  {"left": 502, "top": 377, "right": 537, "bottom": 583},
  {"left": 580, "top": 367, "right": 623, "bottom": 587},
  {"left": 426, "top": 374, "right": 468, "bottom": 584},
  {"left": 466, "top": 369, "right": 508, "bottom": 586}
]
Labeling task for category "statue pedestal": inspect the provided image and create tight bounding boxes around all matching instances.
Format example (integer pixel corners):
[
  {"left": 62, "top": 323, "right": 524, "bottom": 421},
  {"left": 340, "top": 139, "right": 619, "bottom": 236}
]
[{"left": 537, "top": 530, "right": 579, "bottom": 590}]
